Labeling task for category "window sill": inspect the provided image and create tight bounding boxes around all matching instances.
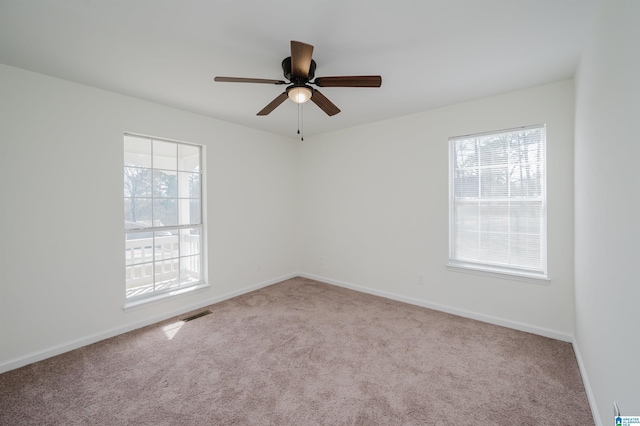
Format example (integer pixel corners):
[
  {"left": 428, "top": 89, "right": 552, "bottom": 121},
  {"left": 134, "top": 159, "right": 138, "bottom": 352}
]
[
  {"left": 124, "top": 283, "right": 211, "bottom": 312},
  {"left": 446, "top": 263, "right": 550, "bottom": 285}
]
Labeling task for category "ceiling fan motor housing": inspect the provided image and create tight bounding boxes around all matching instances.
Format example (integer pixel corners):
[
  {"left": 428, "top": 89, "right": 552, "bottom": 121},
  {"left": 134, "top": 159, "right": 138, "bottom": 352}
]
[{"left": 282, "top": 57, "right": 316, "bottom": 83}]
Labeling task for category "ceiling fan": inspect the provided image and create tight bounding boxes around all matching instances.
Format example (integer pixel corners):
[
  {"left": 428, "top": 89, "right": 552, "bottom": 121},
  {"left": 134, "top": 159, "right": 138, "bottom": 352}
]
[{"left": 214, "top": 40, "right": 382, "bottom": 117}]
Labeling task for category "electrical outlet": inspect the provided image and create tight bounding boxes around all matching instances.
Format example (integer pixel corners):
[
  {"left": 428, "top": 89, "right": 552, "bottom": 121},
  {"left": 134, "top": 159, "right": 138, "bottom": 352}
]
[
  {"left": 320, "top": 257, "right": 324, "bottom": 266},
  {"left": 417, "top": 274, "right": 424, "bottom": 285},
  {"left": 257, "top": 262, "right": 261, "bottom": 272}
]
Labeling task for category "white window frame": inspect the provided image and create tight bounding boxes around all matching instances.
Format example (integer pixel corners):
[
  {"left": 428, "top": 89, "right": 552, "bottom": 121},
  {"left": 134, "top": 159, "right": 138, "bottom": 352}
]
[
  {"left": 447, "top": 124, "right": 549, "bottom": 283},
  {"left": 123, "top": 133, "right": 207, "bottom": 307}
]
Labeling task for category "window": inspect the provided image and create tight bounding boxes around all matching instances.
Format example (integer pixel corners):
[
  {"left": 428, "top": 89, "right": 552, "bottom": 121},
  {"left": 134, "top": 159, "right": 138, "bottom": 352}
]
[
  {"left": 124, "top": 133, "right": 205, "bottom": 301},
  {"left": 448, "top": 125, "right": 547, "bottom": 280}
]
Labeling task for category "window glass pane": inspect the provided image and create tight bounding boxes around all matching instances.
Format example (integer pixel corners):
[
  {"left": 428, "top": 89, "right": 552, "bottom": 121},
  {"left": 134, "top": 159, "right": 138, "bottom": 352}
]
[
  {"left": 454, "top": 230, "right": 479, "bottom": 261},
  {"left": 180, "top": 255, "right": 201, "bottom": 284},
  {"left": 454, "top": 170, "right": 478, "bottom": 198},
  {"left": 125, "top": 232, "right": 154, "bottom": 265},
  {"left": 454, "top": 202, "right": 479, "bottom": 232},
  {"left": 153, "top": 140, "right": 177, "bottom": 170},
  {"left": 180, "top": 228, "right": 201, "bottom": 256},
  {"left": 124, "top": 167, "right": 152, "bottom": 197},
  {"left": 153, "top": 199, "right": 178, "bottom": 227},
  {"left": 154, "top": 230, "right": 179, "bottom": 261},
  {"left": 124, "top": 136, "right": 151, "bottom": 168},
  {"left": 178, "top": 144, "right": 200, "bottom": 172},
  {"left": 153, "top": 170, "right": 178, "bottom": 198},
  {"left": 479, "top": 232, "right": 509, "bottom": 264},
  {"left": 126, "top": 264, "right": 153, "bottom": 291},
  {"left": 154, "top": 260, "right": 179, "bottom": 290},
  {"left": 179, "top": 199, "right": 201, "bottom": 225},
  {"left": 510, "top": 234, "right": 541, "bottom": 268},
  {"left": 480, "top": 167, "right": 508, "bottom": 197},
  {"left": 510, "top": 202, "right": 542, "bottom": 235},
  {"left": 479, "top": 202, "right": 509, "bottom": 233},
  {"left": 454, "top": 140, "right": 478, "bottom": 169},
  {"left": 479, "top": 136, "right": 508, "bottom": 166},
  {"left": 124, "top": 198, "right": 152, "bottom": 227},
  {"left": 510, "top": 164, "right": 542, "bottom": 197},
  {"left": 178, "top": 171, "right": 200, "bottom": 198}
]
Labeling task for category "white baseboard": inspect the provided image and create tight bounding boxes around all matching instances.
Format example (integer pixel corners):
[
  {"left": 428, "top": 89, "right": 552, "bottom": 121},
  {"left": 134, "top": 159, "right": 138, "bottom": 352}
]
[
  {"left": 298, "top": 272, "right": 574, "bottom": 343},
  {"left": 0, "top": 272, "right": 297, "bottom": 374},
  {"left": 572, "top": 339, "right": 602, "bottom": 426}
]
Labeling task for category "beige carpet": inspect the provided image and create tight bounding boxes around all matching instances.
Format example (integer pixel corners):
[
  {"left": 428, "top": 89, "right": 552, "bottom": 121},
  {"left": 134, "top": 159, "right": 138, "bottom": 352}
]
[{"left": 0, "top": 277, "right": 593, "bottom": 425}]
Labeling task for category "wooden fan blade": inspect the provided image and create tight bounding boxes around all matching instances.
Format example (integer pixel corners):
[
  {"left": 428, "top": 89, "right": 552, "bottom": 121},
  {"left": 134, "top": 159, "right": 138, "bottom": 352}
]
[
  {"left": 310, "top": 89, "right": 340, "bottom": 116},
  {"left": 313, "top": 76, "right": 382, "bottom": 87},
  {"left": 257, "top": 92, "right": 288, "bottom": 116},
  {"left": 215, "top": 76, "right": 286, "bottom": 85},
  {"left": 291, "top": 41, "right": 314, "bottom": 78}
]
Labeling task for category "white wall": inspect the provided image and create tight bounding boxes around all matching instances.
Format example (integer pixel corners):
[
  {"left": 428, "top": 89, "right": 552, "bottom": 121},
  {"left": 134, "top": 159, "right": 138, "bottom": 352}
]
[
  {"left": 574, "top": 1, "right": 640, "bottom": 424},
  {"left": 0, "top": 64, "right": 299, "bottom": 371},
  {"left": 299, "top": 80, "right": 575, "bottom": 339}
]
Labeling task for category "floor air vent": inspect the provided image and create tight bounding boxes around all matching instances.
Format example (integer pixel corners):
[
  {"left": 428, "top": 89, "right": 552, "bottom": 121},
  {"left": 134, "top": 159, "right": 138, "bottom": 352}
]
[{"left": 182, "top": 310, "right": 212, "bottom": 322}]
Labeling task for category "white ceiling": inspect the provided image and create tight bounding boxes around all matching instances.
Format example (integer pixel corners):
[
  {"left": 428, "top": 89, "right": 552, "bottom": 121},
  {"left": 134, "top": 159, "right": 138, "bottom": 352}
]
[{"left": 0, "top": 0, "right": 597, "bottom": 138}]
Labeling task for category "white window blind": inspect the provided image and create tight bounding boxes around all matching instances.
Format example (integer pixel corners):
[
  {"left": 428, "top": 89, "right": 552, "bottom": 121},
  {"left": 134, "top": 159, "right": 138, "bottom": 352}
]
[{"left": 448, "top": 125, "right": 547, "bottom": 279}]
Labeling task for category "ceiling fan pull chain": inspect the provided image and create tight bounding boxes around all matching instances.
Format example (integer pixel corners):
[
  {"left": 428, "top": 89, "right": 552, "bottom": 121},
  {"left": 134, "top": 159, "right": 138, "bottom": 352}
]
[{"left": 297, "top": 102, "right": 304, "bottom": 141}]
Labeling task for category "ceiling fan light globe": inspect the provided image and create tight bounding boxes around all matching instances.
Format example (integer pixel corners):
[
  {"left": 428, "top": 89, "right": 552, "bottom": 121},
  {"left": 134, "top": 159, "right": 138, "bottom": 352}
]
[{"left": 288, "top": 87, "right": 312, "bottom": 104}]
